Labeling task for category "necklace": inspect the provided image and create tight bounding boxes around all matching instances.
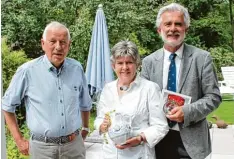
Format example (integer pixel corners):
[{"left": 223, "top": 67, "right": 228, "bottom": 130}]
[{"left": 119, "top": 85, "right": 129, "bottom": 91}]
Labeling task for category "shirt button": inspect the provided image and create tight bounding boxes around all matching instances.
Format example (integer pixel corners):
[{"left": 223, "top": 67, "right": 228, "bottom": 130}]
[
  {"left": 62, "top": 126, "right": 64, "bottom": 129},
  {"left": 59, "top": 87, "right": 61, "bottom": 90},
  {"left": 60, "top": 100, "right": 62, "bottom": 103},
  {"left": 61, "top": 113, "right": 64, "bottom": 116}
]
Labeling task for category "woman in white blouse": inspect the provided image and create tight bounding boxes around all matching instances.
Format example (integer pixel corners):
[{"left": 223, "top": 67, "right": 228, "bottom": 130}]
[{"left": 94, "top": 40, "right": 169, "bottom": 159}]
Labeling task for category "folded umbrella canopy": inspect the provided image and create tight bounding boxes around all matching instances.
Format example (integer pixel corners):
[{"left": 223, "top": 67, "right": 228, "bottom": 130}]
[{"left": 85, "top": 4, "right": 114, "bottom": 96}]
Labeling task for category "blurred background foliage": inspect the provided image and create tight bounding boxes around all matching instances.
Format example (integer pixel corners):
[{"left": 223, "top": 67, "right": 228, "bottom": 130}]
[
  {"left": 2, "top": 0, "right": 234, "bottom": 69},
  {"left": 2, "top": 0, "right": 234, "bottom": 158}
]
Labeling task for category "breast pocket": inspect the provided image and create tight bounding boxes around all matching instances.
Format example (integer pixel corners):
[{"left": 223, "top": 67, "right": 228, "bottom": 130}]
[
  {"left": 65, "top": 85, "right": 81, "bottom": 121},
  {"left": 65, "top": 85, "right": 81, "bottom": 106}
]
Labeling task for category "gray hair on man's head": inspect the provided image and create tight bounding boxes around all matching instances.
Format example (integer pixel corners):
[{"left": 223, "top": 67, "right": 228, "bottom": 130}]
[
  {"left": 42, "top": 21, "right": 71, "bottom": 40},
  {"left": 111, "top": 40, "right": 141, "bottom": 67},
  {"left": 156, "top": 3, "right": 190, "bottom": 28}
]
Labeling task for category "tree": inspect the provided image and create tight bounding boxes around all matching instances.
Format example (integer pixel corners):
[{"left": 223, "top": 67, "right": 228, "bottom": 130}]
[
  {"left": 2, "top": 38, "right": 30, "bottom": 128},
  {"left": 210, "top": 47, "right": 234, "bottom": 80},
  {"left": 2, "top": 38, "right": 30, "bottom": 92},
  {"left": 1, "top": 0, "right": 82, "bottom": 58},
  {"left": 1, "top": 0, "right": 162, "bottom": 65},
  {"left": 2, "top": 0, "right": 234, "bottom": 70},
  {"left": 229, "top": 0, "right": 234, "bottom": 50}
]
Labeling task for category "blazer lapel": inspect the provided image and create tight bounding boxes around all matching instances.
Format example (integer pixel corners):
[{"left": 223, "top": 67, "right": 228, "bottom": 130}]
[{"left": 178, "top": 44, "right": 193, "bottom": 92}]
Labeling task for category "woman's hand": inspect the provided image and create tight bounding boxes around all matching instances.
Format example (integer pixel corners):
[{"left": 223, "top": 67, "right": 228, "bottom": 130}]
[
  {"left": 99, "top": 114, "right": 112, "bottom": 133},
  {"left": 115, "top": 135, "right": 143, "bottom": 149}
]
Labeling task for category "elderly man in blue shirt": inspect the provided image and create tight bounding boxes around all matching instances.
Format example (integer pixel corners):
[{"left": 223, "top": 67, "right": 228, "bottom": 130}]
[{"left": 2, "top": 21, "right": 92, "bottom": 159}]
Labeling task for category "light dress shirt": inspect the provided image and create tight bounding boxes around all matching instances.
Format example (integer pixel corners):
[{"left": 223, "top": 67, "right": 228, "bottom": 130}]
[
  {"left": 2, "top": 55, "right": 92, "bottom": 137},
  {"left": 94, "top": 75, "right": 169, "bottom": 159},
  {"left": 163, "top": 44, "right": 184, "bottom": 130}
]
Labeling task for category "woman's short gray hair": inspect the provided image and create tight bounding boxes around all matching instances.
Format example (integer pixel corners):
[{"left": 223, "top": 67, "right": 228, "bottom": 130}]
[
  {"left": 42, "top": 21, "right": 71, "bottom": 40},
  {"left": 111, "top": 40, "right": 141, "bottom": 67},
  {"left": 156, "top": 3, "right": 190, "bottom": 28}
]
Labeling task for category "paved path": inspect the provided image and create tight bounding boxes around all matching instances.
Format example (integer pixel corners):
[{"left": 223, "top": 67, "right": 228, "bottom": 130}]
[
  {"left": 205, "top": 125, "right": 234, "bottom": 159},
  {"left": 85, "top": 125, "right": 234, "bottom": 159}
]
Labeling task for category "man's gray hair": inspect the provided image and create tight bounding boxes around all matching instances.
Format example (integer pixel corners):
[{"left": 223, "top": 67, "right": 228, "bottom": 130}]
[
  {"left": 111, "top": 40, "right": 141, "bottom": 67},
  {"left": 156, "top": 3, "right": 190, "bottom": 28},
  {"left": 42, "top": 21, "right": 71, "bottom": 40}
]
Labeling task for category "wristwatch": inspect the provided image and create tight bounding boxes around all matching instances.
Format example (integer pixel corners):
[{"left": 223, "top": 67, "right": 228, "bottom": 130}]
[{"left": 82, "top": 127, "right": 90, "bottom": 132}]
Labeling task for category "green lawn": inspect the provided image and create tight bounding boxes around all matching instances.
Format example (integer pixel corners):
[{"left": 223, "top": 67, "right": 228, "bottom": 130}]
[{"left": 207, "top": 99, "right": 234, "bottom": 124}]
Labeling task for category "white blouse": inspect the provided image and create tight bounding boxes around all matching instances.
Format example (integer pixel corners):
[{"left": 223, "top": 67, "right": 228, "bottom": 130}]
[{"left": 94, "top": 76, "right": 169, "bottom": 159}]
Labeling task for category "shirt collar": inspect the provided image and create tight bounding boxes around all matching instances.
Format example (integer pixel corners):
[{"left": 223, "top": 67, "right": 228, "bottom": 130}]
[
  {"left": 43, "top": 55, "right": 66, "bottom": 73},
  {"left": 163, "top": 43, "right": 184, "bottom": 59},
  {"left": 116, "top": 74, "right": 141, "bottom": 91},
  {"left": 131, "top": 74, "right": 141, "bottom": 86}
]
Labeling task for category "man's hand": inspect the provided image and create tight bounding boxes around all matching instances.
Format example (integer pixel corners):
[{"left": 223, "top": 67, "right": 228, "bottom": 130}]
[
  {"left": 81, "top": 111, "right": 90, "bottom": 140},
  {"left": 15, "top": 138, "right": 29, "bottom": 156},
  {"left": 3, "top": 111, "right": 29, "bottom": 155},
  {"left": 166, "top": 106, "right": 184, "bottom": 122},
  {"left": 115, "top": 136, "right": 142, "bottom": 149},
  {"left": 81, "top": 129, "right": 89, "bottom": 140}
]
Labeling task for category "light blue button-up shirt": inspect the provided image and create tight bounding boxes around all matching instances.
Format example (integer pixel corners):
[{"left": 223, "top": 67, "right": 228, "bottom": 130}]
[{"left": 2, "top": 55, "right": 92, "bottom": 137}]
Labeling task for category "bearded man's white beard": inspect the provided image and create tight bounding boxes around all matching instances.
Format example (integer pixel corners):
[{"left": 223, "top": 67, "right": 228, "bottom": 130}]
[{"left": 160, "top": 31, "right": 186, "bottom": 47}]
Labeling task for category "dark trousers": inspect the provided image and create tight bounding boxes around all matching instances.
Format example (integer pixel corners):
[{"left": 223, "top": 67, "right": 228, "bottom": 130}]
[{"left": 155, "top": 129, "right": 191, "bottom": 159}]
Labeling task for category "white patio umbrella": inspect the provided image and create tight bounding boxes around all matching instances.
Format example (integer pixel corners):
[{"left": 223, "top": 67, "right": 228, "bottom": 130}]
[{"left": 85, "top": 4, "right": 114, "bottom": 96}]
